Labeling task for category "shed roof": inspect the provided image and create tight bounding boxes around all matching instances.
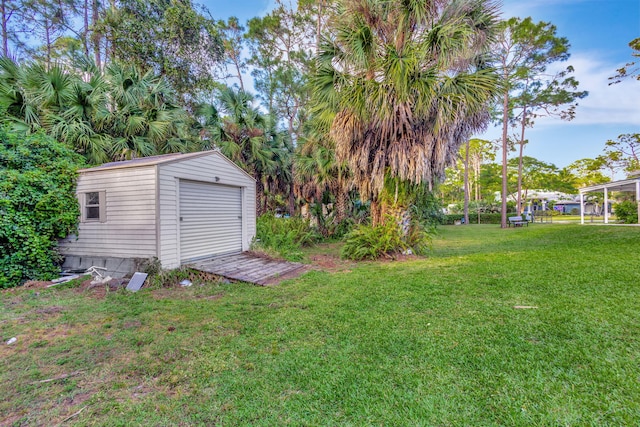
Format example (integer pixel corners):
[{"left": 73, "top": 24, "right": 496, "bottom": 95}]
[
  {"left": 79, "top": 151, "right": 214, "bottom": 173},
  {"left": 77, "top": 151, "right": 256, "bottom": 183}
]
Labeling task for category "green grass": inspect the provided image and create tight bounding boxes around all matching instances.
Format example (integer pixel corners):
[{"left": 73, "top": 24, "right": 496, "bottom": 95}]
[{"left": 1, "top": 224, "right": 639, "bottom": 426}]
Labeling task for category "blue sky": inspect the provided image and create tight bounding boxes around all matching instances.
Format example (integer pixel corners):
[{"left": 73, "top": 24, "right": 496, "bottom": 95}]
[{"left": 202, "top": 0, "right": 640, "bottom": 170}]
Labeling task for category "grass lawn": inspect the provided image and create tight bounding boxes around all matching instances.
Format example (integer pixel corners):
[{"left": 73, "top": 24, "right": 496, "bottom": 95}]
[{"left": 1, "top": 224, "right": 639, "bottom": 426}]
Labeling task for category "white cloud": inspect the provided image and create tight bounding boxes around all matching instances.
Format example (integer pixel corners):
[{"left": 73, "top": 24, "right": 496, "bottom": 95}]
[
  {"left": 572, "top": 56, "right": 640, "bottom": 125},
  {"left": 500, "top": 0, "right": 590, "bottom": 20},
  {"left": 531, "top": 53, "right": 640, "bottom": 128}
]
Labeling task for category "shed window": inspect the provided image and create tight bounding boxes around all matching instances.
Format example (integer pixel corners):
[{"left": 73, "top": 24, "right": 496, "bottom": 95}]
[{"left": 82, "top": 191, "right": 106, "bottom": 222}]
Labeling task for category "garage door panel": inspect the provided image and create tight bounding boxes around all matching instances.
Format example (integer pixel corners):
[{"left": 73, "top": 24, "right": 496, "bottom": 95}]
[{"left": 179, "top": 181, "right": 243, "bottom": 263}]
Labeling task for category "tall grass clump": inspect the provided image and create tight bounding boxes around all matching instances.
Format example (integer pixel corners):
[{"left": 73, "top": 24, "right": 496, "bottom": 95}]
[
  {"left": 341, "top": 215, "right": 431, "bottom": 260},
  {"left": 253, "top": 213, "right": 320, "bottom": 261}
]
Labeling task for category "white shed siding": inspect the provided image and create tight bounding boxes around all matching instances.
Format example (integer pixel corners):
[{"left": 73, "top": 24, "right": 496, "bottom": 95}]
[
  {"left": 58, "top": 166, "right": 158, "bottom": 258},
  {"left": 157, "top": 152, "right": 256, "bottom": 269}
]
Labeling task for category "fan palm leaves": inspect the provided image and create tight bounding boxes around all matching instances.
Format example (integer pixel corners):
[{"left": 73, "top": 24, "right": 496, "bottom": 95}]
[
  {"left": 313, "top": 0, "right": 501, "bottom": 222},
  {"left": 262, "top": 114, "right": 295, "bottom": 214},
  {"left": 193, "top": 102, "right": 222, "bottom": 149},
  {"left": 0, "top": 56, "right": 193, "bottom": 164},
  {"left": 103, "top": 63, "right": 189, "bottom": 160},
  {"left": 295, "top": 124, "right": 352, "bottom": 223},
  {"left": 214, "top": 86, "right": 286, "bottom": 215},
  {"left": 216, "top": 86, "right": 275, "bottom": 172},
  {"left": 0, "top": 57, "right": 43, "bottom": 131}
]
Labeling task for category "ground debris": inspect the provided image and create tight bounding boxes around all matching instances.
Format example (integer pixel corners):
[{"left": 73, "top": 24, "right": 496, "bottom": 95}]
[
  {"left": 48, "top": 275, "right": 80, "bottom": 286},
  {"left": 126, "top": 272, "right": 148, "bottom": 292},
  {"left": 30, "top": 370, "right": 84, "bottom": 385},
  {"left": 55, "top": 405, "right": 87, "bottom": 426}
]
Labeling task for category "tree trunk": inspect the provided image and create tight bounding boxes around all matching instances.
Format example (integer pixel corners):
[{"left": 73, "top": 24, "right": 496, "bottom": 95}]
[
  {"left": 1, "top": 0, "right": 8, "bottom": 56},
  {"left": 316, "top": 0, "right": 323, "bottom": 51},
  {"left": 370, "top": 199, "right": 382, "bottom": 227},
  {"left": 335, "top": 189, "right": 348, "bottom": 223},
  {"left": 44, "top": 17, "right": 52, "bottom": 68},
  {"left": 474, "top": 155, "right": 481, "bottom": 224},
  {"left": 90, "top": 0, "right": 101, "bottom": 67},
  {"left": 256, "top": 178, "right": 265, "bottom": 217},
  {"left": 516, "top": 105, "right": 527, "bottom": 214},
  {"left": 463, "top": 139, "right": 470, "bottom": 225},
  {"left": 288, "top": 180, "right": 295, "bottom": 217},
  {"left": 82, "top": 0, "right": 89, "bottom": 56},
  {"left": 235, "top": 59, "right": 244, "bottom": 91},
  {"left": 500, "top": 87, "right": 509, "bottom": 228}
]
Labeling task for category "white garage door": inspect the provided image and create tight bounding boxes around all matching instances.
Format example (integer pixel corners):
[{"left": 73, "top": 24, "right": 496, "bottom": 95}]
[{"left": 179, "top": 180, "right": 243, "bottom": 263}]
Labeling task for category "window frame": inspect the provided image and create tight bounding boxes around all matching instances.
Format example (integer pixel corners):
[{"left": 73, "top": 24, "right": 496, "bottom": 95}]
[{"left": 81, "top": 190, "right": 106, "bottom": 223}]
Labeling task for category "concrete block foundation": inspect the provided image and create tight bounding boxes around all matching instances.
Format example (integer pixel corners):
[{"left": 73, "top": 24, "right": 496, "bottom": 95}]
[{"left": 62, "top": 256, "right": 146, "bottom": 279}]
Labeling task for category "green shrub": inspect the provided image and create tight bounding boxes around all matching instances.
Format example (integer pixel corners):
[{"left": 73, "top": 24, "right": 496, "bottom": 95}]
[
  {"left": 411, "top": 188, "right": 445, "bottom": 225},
  {"left": 613, "top": 200, "right": 638, "bottom": 224},
  {"left": 0, "top": 129, "right": 85, "bottom": 287},
  {"left": 341, "top": 215, "right": 431, "bottom": 260},
  {"left": 326, "top": 217, "right": 357, "bottom": 240},
  {"left": 253, "top": 213, "right": 320, "bottom": 261}
]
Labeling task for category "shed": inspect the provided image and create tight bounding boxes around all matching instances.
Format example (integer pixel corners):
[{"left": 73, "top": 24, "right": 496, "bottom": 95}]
[{"left": 59, "top": 151, "right": 256, "bottom": 276}]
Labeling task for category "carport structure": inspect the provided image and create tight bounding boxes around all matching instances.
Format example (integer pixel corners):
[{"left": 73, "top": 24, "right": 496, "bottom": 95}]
[{"left": 579, "top": 177, "right": 640, "bottom": 224}]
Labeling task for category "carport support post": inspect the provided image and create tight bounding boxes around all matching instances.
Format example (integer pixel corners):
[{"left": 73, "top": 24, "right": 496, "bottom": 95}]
[
  {"left": 580, "top": 192, "right": 584, "bottom": 224},
  {"left": 604, "top": 188, "right": 609, "bottom": 224},
  {"left": 636, "top": 180, "right": 640, "bottom": 224}
]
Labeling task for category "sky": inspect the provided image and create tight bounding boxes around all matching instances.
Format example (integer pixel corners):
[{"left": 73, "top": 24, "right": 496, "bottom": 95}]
[{"left": 202, "top": 0, "right": 640, "bottom": 171}]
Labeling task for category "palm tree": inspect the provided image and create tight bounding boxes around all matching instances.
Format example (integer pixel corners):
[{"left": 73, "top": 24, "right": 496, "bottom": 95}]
[
  {"left": 104, "top": 62, "right": 189, "bottom": 160},
  {"left": 193, "top": 101, "right": 222, "bottom": 150},
  {"left": 0, "top": 57, "right": 110, "bottom": 162},
  {"left": 262, "top": 114, "right": 295, "bottom": 215},
  {"left": 215, "top": 86, "right": 276, "bottom": 215},
  {"left": 295, "top": 124, "right": 352, "bottom": 228},
  {"left": 313, "top": 0, "right": 500, "bottom": 225},
  {"left": 49, "top": 58, "right": 111, "bottom": 164},
  {"left": 0, "top": 57, "right": 43, "bottom": 132},
  {"left": 0, "top": 57, "right": 193, "bottom": 164}
]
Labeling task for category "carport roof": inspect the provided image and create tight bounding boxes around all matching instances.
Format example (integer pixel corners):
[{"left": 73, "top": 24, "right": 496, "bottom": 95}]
[{"left": 579, "top": 177, "right": 640, "bottom": 194}]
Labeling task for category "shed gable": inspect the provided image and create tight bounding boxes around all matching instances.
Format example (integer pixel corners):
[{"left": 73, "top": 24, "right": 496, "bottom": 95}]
[{"left": 157, "top": 151, "right": 256, "bottom": 269}]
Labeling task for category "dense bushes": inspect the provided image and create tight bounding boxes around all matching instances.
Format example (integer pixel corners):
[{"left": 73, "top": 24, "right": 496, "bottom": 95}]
[
  {"left": 341, "top": 216, "right": 431, "bottom": 260},
  {"left": 613, "top": 200, "right": 639, "bottom": 224},
  {"left": 0, "top": 130, "right": 85, "bottom": 287},
  {"left": 253, "top": 214, "right": 320, "bottom": 261}
]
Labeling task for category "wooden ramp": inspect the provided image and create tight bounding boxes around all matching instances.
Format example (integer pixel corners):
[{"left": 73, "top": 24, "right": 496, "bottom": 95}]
[{"left": 189, "top": 253, "right": 309, "bottom": 286}]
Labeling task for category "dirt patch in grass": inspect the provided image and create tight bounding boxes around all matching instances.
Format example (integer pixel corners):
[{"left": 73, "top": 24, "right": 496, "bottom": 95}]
[
  {"left": 34, "top": 305, "right": 65, "bottom": 316},
  {"left": 308, "top": 253, "right": 352, "bottom": 272},
  {"left": 21, "top": 280, "right": 54, "bottom": 289},
  {"left": 201, "top": 293, "right": 225, "bottom": 301},
  {"left": 306, "top": 251, "right": 419, "bottom": 273},
  {"left": 379, "top": 252, "right": 421, "bottom": 263}
]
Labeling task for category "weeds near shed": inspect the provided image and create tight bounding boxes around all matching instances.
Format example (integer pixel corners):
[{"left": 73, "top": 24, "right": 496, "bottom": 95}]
[
  {"left": 341, "top": 215, "right": 431, "bottom": 260},
  {"left": 253, "top": 214, "right": 320, "bottom": 261}
]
